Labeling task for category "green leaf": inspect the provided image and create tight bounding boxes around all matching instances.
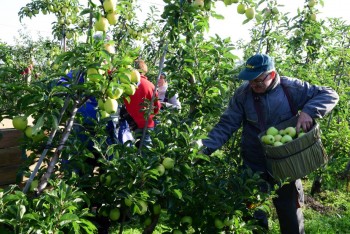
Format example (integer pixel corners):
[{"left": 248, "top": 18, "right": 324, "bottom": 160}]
[
  {"left": 172, "top": 189, "right": 183, "bottom": 199},
  {"left": 59, "top": 213, "right": 79, "bottom": 224},
  {"left": 18, "top": 204, "right": 26, "bottom": 219}
]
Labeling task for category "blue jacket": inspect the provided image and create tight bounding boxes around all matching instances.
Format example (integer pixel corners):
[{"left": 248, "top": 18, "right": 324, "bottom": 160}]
[
  {"left": 202, "top": 75, "right": 339, "bottom": 172},
  {"left": 58, "top": 71, "right": 118, "bottom": 147}
]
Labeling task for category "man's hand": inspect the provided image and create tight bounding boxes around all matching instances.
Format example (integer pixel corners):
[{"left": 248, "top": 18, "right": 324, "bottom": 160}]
[{"left": 296, "top": 112, "right": 313, "bottom": 133}]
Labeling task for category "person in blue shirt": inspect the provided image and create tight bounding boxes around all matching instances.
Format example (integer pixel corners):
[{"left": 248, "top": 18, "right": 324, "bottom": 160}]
[{"left": 57, "top": 70, "right": 118, "bottom": 174}]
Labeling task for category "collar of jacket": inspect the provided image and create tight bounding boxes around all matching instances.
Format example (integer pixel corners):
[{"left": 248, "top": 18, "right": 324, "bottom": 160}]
[{"left": 265, "top": 73, "right": 280, "bottom": 93}]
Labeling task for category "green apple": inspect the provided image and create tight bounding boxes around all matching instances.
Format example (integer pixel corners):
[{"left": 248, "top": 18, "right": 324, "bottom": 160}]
[
  {"left": 120, "top": 73, "right": 131, "bottom": 84},
  {"left": 271, "top": 7, "right": 279, "bottom": 14},
  {"left": 266, "top": 126, "right": 279, "bottom": 136},
  {"left": 281, "top": 135, "right": 293, "bottom": 143},
  {"left": 98, "top": 99, "right": 105, "bottom": 110},
  {"left": 109, "top": 208, "right": 120, "bottom": 221},
  {"left": 104, "top": 98, "right": 118, "bottom": 114},
  {"left": 310, "top": 13, "right": 317, "bottom": 21},
  {"left": 273, "top": 141, "right": 284, "bottom": 147},
  {"left": 245, "top": 7, "right": 255, "bottom": 20},
  {"left": 12, "top": 116, "right": 28, "bottom": 130},
  {"left": 135, "top": 200, "right": 148, "bottom": 215},
  {"left": 121, "top": 83, "right": 136, "bottom": 96},
  {"left": 62, "top": 7, "right": 68, "bottom": 14},
  {"left": 192, "top": 0, "right": 204, "bottom": 8},
  {"left": 223, "top": 0, "right": 233, "bottom": 6},
  {"left": 107, "top": 87, "right": 123, "bottom": 99},
  {"left": 58, "top": 18, "right": 65, "bottom": 25},
  {"left": 237, "top": 4, "right": 246, "bottom": 14},
  {"left": 87, "top": 68, "right": 101, "bottom": 82},
  {"left": 103, "top": 0, "right": 116, "bottom": 13},
  {"left": 100, "top": 110, "right": 111, "bottom": 119},
  {"left": 181, "top": 216, "right": 192, "bottom": 225},
  {"left": 66, "top": 32, "right": 74, "bottom": 39},
  {"left": 298, "top": 132, "right": 306, "bottom": 138},
  {"left": 105, "top": 175, "right": 112, "bottom": 186},
  {"left": 25, "top": 126, "right": 34, "bottom": 138},
  {"left": 104, "top": 43, "right": 115, "bottom": 54},
  {"left": 144, "top": 217, "right": 152, "bottom": 226},
  {"left": 32, "top": 130, "right": 46, "bottom": 142},
  {"left": 98, "top": 206, "right": 109, "bottom": 217},
  {"left": 153, "top": 204, "right": 161, "bottom": 215},
  {"left": 224, "top": 217, "right": 234, "bottom": 226},
  {"left": 94, "top": 17, "right": 109, "bottom": 32},
  {"left": 308, "top": 0, "right": 316, "bottom": 7},
  {"left": 263, "top": 135, "right": 275, "bottom": 145},
  {"left": 284, "top": 127, "right": 296, "bottom": 138},
  {"left": 279, "top": 129, "right": 285, "bottom": 135},
  {"left": 156, "top": 164, "right": 165, "bottom": 176},
  {"left": 162, "top": 157, "right": 175, "bottom": 169},
  {"left": 30, "top": 179, "right": 39, "bottom": 191},
  {"left": 107, "top": 12, "right": 118, "bottom": 25},
  {"left": 124, "top": 197, "right": 132, "bottom": 206},
  {"left": 263, "top": 8, "right": 272, "bottom": 17},
  {"left": 214, "top": 218, "right": 224, "bottom": 229},
  {"left": 130, "top": 69, "right": 141, "bottom": 83},
  {"left": 274, "top": 134, "right": 283, "bottom": 142}
]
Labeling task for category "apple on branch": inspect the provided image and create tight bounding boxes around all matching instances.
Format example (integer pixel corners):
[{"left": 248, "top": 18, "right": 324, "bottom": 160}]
[
  {"left": 237, "top": 3, "right": 246, "bottom": 14},
  {"left": 103, "top": 0, "right": 117, "bottom": 13},
  {"left": 104, "top": 98, "right": 118, "bottom": 114},
  {"left": 245, "top": 7, "right": 255, "bottom": 20},
  {"left": 12, "top": 115, "right": 28, "bottom": 130},
  {"left": 104, "top": 43, "right": 115, "bottom": 54},
  {"left": 94, "top": 17, "right": 109, "bottom": 32},
  {"left": 109, "top": 208, "right": 120, "bottom": 221},
  {"left": 162, "top": 157, "right": 175, "bottom": 169},
  {"left": 192, "top": 0, "right": 204, "bottom": 8},
  {"left": 130, "top": 69, "right": 141, "bottom": 83},
  {"left": 107, "top": 12, "right": 118, "bottom": 25}
]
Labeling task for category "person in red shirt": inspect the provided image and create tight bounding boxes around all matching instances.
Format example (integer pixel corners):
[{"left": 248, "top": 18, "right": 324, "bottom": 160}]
[{"left": 123, "top": 59, "right": 161, "bottom": 148}]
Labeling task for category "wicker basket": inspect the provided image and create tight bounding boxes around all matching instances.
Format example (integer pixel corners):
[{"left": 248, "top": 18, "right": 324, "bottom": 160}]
[{"left": 258, "top": 116, "right": 328, "bottom": 181}]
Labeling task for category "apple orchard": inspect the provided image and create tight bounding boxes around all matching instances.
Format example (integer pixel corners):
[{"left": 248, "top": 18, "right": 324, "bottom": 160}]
[{"left": 0, "top": 0, "right": 350, "bottom": 233}]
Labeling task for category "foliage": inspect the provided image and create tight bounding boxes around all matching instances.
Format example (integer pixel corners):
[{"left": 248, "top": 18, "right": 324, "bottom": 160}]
[
  {"left": 0, "top": 181, "right": 95, "bottom": 234},
  {"left": 1, "top": 0, "right": 350, "bottom": 233}
]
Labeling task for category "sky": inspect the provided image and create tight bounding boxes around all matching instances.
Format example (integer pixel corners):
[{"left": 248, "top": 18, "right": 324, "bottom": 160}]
[{"left": 0, "top": 0, "right": 349, "bottom": 47}]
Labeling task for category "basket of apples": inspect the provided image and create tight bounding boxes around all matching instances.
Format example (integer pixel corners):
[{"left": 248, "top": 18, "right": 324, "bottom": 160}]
[{"left": 258, "top": 115, "right": 328, "bottom": 181}]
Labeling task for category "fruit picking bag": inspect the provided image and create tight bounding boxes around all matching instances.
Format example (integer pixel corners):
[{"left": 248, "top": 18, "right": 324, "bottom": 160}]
[{"left": 258, "top": 115, "right": 328, "bottom": 181}]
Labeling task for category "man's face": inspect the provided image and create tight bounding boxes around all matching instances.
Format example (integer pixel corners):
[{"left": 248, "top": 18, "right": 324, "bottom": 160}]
[
  {"left": 158, "top": 75, "right": 167, "bottom": 87},
  {"left": 249, "top": 72, "right": 273, "bottom": 94}
]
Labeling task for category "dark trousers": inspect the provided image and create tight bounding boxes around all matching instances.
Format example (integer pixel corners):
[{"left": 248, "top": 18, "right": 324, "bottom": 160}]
[
  {"left": 255, "top": 177, "right": 305, "bottom": 234},
  {"left": 273, "top": 179, "right": 304, "bottom": 234}
]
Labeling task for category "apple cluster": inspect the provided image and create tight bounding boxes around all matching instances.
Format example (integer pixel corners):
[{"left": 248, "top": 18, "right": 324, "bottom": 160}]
[
  {"left": 12, "top": 116, "right": 46, "bottom": 142},
  {"left": 94, "top": 0, "right": 118, "bottom": 33},
  {"left": 261, "top": 126, "right": 305, "bottom": 147},
  {"left": 88, "top": 67, "right": 140, "bottom": 117}
]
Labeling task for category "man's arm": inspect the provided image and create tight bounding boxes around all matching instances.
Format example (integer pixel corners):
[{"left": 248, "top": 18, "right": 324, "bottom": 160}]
[
  {"left": 202, "top": 94, "right": 244, "bottom": 155},
  {"left": 288, "top": 78, "right": 339, "bottom": 118},
  {"left": 290, "top": 78, "right": 339, "bottom": 133}
]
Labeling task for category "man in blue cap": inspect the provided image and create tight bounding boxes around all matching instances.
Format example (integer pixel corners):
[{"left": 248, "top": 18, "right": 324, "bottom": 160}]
[{"left": 200, "top": 54, "right": 339, "bottom": 233}]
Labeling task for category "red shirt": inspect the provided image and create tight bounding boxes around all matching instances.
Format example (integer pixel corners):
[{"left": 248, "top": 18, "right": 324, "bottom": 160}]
[{"left": 124, "top": 75, "right": 161, "bottom": 129}]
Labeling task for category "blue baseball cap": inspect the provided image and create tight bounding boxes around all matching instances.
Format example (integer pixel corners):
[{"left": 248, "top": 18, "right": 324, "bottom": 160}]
[{"left": 238, "top": 54, "right": 275, "bottom": 80}]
